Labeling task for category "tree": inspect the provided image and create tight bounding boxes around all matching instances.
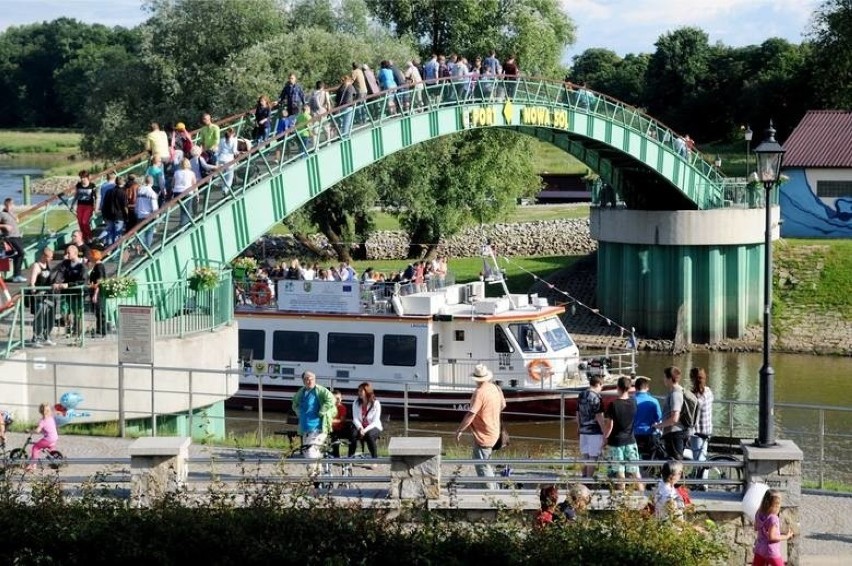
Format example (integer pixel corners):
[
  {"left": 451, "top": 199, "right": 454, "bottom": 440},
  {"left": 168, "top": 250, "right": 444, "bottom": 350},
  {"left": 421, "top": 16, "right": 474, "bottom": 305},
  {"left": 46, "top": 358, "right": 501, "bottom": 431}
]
[
  {"left": 365, "top": 0, "right": 574, "bottom": 76},
  {"left": 644, "top": 27, "right": 712, "bottom": 132},
  {"left": 810, "top": 0, "right": 852, "bottom": 108},
  {"left": 377, "top": 130, "right": 541, "bottom": 259},
  {"left": 0, "top": 18, "right": 137, "bottom": 128}
]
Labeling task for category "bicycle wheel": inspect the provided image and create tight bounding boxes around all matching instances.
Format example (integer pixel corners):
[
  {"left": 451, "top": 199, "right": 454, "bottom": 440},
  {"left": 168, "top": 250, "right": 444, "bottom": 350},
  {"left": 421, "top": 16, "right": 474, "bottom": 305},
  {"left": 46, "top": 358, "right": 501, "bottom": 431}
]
[
  {"left": 705, "top": 455, "right": 742, "bottom": 492},
  {"left": 8, "top": 448, "right": 26, "bottom": 465},
  {"left": 47, "top": 450, "right": 65, "bottom": 470}
]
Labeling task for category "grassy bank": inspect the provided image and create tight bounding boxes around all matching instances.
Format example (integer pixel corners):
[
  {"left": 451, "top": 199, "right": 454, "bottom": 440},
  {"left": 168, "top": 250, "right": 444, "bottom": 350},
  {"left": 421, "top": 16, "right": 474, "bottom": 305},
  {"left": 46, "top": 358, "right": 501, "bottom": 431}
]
[{"left": 0, "top": 129, "right": 81, "bottom": 155}]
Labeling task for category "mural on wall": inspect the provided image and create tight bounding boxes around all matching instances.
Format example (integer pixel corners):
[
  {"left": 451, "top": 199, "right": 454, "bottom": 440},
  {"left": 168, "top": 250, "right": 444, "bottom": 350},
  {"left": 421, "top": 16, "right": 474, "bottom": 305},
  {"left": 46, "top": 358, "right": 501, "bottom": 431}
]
[{"left": 780, "top": 169, "right": 852, "bottom": 238}]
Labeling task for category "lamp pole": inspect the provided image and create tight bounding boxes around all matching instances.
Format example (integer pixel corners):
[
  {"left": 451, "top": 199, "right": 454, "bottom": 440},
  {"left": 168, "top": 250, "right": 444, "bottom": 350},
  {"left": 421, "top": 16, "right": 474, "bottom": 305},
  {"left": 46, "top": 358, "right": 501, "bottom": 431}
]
[
  {"left": 744, "top": 125, "right": 753, "bottom": 178},
  {"left": 753, "top": 121, "right": 785, "bottom": 448}
]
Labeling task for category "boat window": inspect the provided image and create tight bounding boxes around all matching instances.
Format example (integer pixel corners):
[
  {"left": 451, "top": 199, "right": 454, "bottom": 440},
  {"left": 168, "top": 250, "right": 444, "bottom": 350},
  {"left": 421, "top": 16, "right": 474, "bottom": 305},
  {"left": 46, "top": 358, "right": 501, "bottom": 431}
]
[
  {"left": 536, "top": 317, "right": 574, "bottom": 351},
  {"left": 327, "top": 333, "right": 375, "bottom": 365},
  {"left": 238, "top": 329, "right": 265, "bottom": 360},
  {"left": 494, "top": 326, "right": 514, "bottom": 353},
  {"left": 431, "top": 334, "right": 440, "bottom": 365},
  {"left": 383, "top": 335, "right": 417, "bottom": 367},
  {"left": 272, "top": 331, "right": 319, "bottom": 362},
  {"left": 508, "top": 322, "right": 546, "bottom": 353}
]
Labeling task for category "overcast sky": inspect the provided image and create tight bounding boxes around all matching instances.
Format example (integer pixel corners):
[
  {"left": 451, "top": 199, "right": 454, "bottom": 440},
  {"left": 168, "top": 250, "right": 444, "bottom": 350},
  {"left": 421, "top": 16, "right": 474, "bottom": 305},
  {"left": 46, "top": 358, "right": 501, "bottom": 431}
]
[{"left": 0, "top": 0, "right": 820, "bottom": 59}]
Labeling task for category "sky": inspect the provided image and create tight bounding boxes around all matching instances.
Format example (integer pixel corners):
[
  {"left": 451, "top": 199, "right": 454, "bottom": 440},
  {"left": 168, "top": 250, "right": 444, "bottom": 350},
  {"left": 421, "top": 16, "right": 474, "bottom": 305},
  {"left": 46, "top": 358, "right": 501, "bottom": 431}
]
[{"left": 0, "top": 0, "right": 821, "bottom": 59}]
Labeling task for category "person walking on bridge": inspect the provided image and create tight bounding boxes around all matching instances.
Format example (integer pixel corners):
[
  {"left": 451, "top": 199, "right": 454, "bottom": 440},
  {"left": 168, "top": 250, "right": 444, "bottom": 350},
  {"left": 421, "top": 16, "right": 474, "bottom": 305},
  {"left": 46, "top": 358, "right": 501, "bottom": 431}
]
[
  {"left": 0, "top": 198, "right": 26, "bottom": 283},
  {"left": 278, "top": 73, "right": 306, "bottom": 120},
  {"left": 455, "top": 364, "right": 506, "bottom": 490}
]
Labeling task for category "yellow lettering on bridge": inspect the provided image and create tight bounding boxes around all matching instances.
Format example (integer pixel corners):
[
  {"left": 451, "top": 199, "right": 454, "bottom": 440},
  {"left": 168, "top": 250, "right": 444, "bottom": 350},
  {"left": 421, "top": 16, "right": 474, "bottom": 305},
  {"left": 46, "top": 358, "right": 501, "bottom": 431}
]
[
  {"left": 469, "top": 107, "right": 496, "bottom": 127},
  {"left": 519, "top": 107, "right": 569, "bottom": 129}
]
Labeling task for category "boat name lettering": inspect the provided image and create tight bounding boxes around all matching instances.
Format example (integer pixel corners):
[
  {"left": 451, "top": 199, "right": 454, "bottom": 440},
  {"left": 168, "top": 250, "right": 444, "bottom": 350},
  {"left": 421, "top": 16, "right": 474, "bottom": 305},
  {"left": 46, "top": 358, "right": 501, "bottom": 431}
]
[
  {"left": 453, "top": 403, "right": 471, "bottom": 411},
  {"left": 410, "top": 323, "right": 428, "bottom": 328}
]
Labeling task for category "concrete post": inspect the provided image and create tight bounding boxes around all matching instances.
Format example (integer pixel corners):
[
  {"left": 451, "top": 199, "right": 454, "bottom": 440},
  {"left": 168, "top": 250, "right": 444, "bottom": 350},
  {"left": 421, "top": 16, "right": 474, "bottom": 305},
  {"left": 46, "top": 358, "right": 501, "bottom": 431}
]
[
  {"left": 129, "top": 437, "right": 191, "bottom": 506},
  {"left": 388, "top": 437, "right": 442, "bottom": 500},
  {"left": 741, "top": 440, "right": 804, "bottom": 566}
]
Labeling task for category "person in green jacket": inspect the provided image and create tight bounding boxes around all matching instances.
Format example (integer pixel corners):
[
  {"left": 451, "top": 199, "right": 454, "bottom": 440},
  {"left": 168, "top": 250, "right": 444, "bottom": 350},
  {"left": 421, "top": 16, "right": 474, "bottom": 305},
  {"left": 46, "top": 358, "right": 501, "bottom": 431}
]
[
  {"left": 294, "top": 104, "right": 313, "bottom": 156},
  {"left": 292, "top": 371, "right": 336, "bottom": 458}
]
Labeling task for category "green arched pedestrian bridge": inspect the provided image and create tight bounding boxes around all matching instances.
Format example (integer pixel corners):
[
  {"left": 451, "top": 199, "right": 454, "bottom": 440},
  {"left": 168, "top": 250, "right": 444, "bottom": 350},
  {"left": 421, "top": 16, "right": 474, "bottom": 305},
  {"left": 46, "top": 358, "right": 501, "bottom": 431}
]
[{"left": 15, "top": 76, "right": 743, "bottom": 286}]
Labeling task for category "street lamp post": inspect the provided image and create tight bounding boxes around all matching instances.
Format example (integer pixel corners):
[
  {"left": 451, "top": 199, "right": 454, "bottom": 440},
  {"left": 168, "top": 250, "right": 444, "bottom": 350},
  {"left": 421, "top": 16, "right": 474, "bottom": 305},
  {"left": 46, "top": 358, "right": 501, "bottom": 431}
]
[
  {"left": 744, "top": 125, "right": 753, "bottom": 177},
  {"left": 753, "top": 121, "right": 785, "bottom": 448}
]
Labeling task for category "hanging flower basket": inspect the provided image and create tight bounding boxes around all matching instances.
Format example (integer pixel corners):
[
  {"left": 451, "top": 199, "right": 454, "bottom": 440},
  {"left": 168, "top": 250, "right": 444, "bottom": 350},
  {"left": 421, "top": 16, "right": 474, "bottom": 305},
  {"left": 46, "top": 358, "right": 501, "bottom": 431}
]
[
  {"left": 99, "top": 276, "right": 137, "bottom": 299},
  {"left": 189, "top": 266, "right": 219, "bottom": 292},
  {"left": 231, "top": 257, "right": 258, "bottom": 280}
]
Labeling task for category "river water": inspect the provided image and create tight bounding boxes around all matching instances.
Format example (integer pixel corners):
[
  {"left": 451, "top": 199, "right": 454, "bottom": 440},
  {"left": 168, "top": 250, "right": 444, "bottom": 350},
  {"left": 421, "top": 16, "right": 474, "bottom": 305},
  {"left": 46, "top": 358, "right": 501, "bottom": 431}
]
[{"left": 0, "top": 157, "right": 55, "bottom": 205}]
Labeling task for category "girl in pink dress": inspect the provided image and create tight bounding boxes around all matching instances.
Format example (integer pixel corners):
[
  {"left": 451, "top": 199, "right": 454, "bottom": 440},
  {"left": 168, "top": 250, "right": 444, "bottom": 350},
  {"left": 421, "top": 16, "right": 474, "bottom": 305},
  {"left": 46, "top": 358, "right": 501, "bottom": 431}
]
[
  {"left": 27, "top": 403, "right": 59, "bottom": 471},
  {"left": 753, "top": 489, "right": 794, "bottom": 566}
]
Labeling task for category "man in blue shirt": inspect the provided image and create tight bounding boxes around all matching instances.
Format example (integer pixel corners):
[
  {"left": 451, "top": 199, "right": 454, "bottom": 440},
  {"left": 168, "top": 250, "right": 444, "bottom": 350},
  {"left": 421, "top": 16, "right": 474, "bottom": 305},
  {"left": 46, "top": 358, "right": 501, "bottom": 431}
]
[
  {"left": 633, "top": 376, "right": 662, "bottom": 460},
  {"left": 292, "top": 371, "right": 336, "bottom": 458}
]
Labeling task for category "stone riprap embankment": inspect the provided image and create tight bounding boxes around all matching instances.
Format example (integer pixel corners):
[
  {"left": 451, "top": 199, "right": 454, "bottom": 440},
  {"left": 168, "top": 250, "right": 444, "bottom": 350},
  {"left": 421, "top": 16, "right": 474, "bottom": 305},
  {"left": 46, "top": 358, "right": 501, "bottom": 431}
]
[{"left": 247, "top": 219, "right": 597, "bottom": 261}]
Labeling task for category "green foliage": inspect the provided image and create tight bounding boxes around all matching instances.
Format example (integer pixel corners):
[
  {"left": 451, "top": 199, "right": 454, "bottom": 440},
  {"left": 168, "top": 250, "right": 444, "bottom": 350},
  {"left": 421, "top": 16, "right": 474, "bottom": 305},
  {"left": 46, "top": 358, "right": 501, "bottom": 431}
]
[
  {"left": 377, "top": 130, "right": 541, "bottom": 258},
  {"left": 0, "top": 477, "right": 730, "bottom": 565},
  {"left": 568, "top": 49, "right": 650, "bottom": 107},
  {"left": 810, "top": 0, "right": 852, "bottom": 108},
  {"left": 366, "top": 0, "right": 575, "bottom": 76}
]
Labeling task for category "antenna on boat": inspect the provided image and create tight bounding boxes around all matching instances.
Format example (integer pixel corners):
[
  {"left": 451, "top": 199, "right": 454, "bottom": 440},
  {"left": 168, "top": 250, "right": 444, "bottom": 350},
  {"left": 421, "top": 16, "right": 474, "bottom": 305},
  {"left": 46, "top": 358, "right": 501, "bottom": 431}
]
[{"left": 481, "top": 239, "right": 516, "bottom": 309}]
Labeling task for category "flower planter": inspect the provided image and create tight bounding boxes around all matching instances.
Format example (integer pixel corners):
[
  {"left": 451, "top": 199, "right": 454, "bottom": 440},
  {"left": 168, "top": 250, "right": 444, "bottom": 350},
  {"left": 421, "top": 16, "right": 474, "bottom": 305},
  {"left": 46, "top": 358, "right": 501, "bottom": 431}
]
[
  {"left": 189, "top": 277, "right": 217, "bottom": 292},
  {"left": 233, "top": 267, "right": 247, "bottom": 280}
]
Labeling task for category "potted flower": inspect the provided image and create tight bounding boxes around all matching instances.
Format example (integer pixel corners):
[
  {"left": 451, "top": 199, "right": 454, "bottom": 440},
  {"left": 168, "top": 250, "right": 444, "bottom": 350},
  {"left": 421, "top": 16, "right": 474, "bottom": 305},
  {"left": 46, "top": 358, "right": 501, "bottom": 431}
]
[
  {"left": 98, "top": 276, "right": 137, "bottom": 298},
  {"left": 189, "top": 266, "right": 220, "bottom": 292},
  {"left": 231, "top": 257, "right": 258, "bottom": 280}
]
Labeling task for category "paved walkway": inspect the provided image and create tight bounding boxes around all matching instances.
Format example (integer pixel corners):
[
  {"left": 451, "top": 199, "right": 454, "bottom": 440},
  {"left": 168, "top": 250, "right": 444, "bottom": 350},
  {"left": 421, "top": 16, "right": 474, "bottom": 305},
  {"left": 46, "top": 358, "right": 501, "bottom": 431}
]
[{"left": 9, "top": 433, "right": 852, "bottom": 562}]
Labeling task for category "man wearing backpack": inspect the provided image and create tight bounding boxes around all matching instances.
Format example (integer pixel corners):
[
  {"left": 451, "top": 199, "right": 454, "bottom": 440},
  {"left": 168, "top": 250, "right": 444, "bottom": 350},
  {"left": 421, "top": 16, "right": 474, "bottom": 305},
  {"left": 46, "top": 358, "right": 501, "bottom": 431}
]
[{"left": 654, "top": 366, "right": 695, "bottom": 460}]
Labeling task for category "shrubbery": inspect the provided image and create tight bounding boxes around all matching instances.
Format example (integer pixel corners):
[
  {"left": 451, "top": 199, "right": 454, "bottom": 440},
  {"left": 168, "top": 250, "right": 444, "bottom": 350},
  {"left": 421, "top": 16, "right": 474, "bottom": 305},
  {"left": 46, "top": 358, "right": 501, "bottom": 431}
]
[{"left": 0, "top": 476, "right": 729, "bottom": 565}]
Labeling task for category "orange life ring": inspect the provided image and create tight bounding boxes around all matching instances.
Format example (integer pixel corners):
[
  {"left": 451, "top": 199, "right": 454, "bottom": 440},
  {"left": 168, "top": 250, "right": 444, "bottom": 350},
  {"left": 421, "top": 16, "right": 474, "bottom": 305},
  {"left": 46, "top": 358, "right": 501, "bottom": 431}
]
[
  {"left": 527, "top": 359, "right": 553, "bottom": 381},
  {"left": 250, "top": 281, "right": 272, "bottom": 306}
]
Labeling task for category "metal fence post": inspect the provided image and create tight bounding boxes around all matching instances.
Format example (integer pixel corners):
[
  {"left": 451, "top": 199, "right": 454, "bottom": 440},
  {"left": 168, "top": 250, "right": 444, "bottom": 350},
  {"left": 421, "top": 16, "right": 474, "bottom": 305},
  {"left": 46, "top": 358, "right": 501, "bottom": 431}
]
[
  {"left": 560, "top": 392, "right": 566, "bottom": 460},
  {"left": 258, "top": 375, "right": 264, "bottom": 446},
  {"left": 404, "top": 385, "right": 409, "bottom": 436},
  {"left": 119, "top": 362, "right": 126, "bottom": 438},
  {"left": 188, "top": 370, "right": 194, "bottom": 439},
  {"left": 819, "top": 409, "right": 826, "bottom": 490},
  {"left": 151, "top": 364, "right": 156, "bottom": 436}
]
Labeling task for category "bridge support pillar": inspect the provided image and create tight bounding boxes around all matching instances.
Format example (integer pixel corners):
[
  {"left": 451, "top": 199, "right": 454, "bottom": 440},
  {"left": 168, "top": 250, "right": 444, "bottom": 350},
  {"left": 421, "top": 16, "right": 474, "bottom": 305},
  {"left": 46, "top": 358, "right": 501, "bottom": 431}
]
[{"left": 591, "top": 207, "right": 779, "bottom": 343}]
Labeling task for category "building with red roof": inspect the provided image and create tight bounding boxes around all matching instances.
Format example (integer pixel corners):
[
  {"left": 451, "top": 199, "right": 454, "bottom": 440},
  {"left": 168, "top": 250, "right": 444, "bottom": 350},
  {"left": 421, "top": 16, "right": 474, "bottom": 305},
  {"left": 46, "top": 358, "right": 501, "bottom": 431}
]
[{"left": 780, "top": 110, "right": 852, "bottom": 238}]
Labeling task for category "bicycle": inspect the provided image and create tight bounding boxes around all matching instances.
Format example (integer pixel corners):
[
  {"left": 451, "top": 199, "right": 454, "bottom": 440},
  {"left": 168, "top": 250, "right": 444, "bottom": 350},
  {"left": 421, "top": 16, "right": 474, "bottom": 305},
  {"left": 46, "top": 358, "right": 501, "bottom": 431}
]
[
  {"left": 286, "top": 437, "right": 353, "bottom": 490},
  {"left": 8, "top": 433, "right": 65, "bottom": 470}
]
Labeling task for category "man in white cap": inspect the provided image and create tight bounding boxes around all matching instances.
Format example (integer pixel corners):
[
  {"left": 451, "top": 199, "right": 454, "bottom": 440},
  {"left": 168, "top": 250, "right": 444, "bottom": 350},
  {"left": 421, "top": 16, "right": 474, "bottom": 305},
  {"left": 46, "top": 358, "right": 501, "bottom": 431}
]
[{"left": 455, "top": 363, "right": 505, "bottom": 490}]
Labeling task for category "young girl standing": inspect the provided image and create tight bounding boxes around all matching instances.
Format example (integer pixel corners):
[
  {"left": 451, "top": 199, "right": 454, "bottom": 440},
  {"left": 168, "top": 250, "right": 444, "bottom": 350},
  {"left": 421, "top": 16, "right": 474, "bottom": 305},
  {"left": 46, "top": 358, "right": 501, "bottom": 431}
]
[
  {"left": 27, "top": 403, "right": 59, "bottom": 471},
  {"left": 754, "top": 489, "right": 794, "bottom": 566}
]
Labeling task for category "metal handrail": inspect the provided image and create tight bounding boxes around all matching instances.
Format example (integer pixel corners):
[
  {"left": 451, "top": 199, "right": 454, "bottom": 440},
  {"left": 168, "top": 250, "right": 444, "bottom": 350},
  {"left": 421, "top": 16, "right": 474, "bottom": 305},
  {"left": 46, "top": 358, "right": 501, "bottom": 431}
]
[{"left": 96, "top": 75, "right": 729, "bottom": 279}]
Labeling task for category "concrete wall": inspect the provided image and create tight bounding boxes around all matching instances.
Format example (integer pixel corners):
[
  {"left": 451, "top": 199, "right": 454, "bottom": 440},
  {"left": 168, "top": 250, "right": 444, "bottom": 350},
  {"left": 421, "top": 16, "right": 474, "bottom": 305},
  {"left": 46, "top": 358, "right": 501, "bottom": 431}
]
[
  {"left": 590, "top": 207, "right": 780, "bottom": 246},
  {"left": 0, "top": 325, "right": 240, "bottom": 423}
]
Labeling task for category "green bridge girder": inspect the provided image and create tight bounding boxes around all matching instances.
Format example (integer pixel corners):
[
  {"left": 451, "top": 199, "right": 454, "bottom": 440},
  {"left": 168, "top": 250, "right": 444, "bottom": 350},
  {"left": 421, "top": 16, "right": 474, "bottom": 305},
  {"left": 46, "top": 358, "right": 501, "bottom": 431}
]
[
  {"left": 106, "top": 78, "right": 742, "bottom": 284},
  {"left": 18, "top": 77, "right": 741, "bottom": 284}
]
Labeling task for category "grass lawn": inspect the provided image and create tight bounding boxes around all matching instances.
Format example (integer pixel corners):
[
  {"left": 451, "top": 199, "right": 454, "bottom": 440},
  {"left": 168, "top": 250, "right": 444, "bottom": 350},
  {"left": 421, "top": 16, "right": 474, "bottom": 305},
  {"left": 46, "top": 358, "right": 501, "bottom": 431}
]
[
  {"left": 530, "top": 138, "right": 591, "bottom": 175},
  {"left": 776, "top": 238, "right": 852, "bottom": 318},
  {"left": 0, "top": 129, "right": 81, "bottom": 154}
]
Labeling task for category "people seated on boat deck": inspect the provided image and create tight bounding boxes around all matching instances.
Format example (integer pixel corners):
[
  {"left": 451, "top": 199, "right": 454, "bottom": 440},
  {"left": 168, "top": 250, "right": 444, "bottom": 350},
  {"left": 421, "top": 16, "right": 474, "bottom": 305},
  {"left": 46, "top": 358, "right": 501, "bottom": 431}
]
[
  {"left": 329, "top": 389, "right": 352, "bottom": 458},
  {"left": 291, "top": 371, "right": 336, "bottom": 459},
  {"left": 632, "top": 376, "right": 662, "bottom": 461},
  {"left": 349, "top": 382, "right": 383, "bottom": 458}
]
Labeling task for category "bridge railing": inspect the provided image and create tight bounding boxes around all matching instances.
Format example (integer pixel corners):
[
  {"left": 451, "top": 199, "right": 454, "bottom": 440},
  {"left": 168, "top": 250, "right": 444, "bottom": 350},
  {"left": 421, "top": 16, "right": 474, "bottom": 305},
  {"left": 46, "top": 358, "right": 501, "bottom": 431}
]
[
  {"left": 0, "top": 271, "right": 233, "bottom": 358},
  {"left": 16, "top": 112, "right": 257, "bottom": 267},
  {"left": 100, "top": 76, "right": 728, "bottom": 278}
]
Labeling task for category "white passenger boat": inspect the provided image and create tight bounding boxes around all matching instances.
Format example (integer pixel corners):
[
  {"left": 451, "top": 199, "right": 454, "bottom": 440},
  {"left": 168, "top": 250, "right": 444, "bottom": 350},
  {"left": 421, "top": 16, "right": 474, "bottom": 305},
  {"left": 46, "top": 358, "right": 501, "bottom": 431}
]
[{"left": 231, "top": 265, "right": 629, "bottom": 420}]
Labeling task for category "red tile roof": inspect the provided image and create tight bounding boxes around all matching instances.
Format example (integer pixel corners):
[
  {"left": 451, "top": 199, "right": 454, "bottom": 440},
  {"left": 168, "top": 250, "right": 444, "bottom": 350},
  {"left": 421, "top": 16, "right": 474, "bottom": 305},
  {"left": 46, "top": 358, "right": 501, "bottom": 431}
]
[{"left": 783, "top": 110, "right": 852, "bottom": 168}]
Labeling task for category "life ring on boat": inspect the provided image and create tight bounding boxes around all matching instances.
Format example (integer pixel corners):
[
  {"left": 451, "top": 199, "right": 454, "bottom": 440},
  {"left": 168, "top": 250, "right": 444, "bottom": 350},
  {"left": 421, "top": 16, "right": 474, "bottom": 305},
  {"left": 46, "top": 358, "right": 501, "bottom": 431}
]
[
  {"left": 249, "top": 281, "right": 272, "bottom": 306},
  {"left": 527, "top": 359, "right": 553, "bottom": 382}
]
